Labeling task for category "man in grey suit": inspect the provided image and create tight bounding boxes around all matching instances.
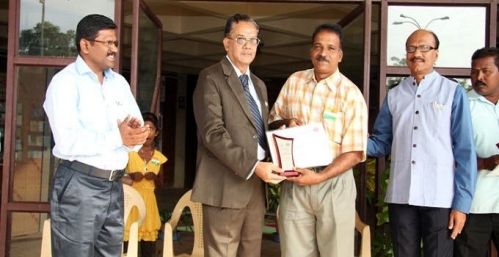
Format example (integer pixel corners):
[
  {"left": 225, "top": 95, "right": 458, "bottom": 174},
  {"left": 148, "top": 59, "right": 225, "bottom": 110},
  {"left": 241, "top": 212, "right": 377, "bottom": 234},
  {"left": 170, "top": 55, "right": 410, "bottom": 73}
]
[{"left": 191, "top": 13, "right": 285, "bottom": 257}]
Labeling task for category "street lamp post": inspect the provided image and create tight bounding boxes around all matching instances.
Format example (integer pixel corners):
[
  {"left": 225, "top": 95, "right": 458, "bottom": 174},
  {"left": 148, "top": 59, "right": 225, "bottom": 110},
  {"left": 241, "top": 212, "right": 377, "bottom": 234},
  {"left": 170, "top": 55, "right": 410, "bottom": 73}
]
[
  {"left": 393, "top": 21, "right": 420, "bottom": 29},
  {"left": 40, "top": 0, "right": 45, "bottom": 56},
  {"left": 400, "top": 14, "right": 422, "bottom": 28},
  {"left": 393, "top": 14, "right": 450, "bottom": 29},
  {"left": 424, "top": 16, "right": 449, "bottom": 29}
]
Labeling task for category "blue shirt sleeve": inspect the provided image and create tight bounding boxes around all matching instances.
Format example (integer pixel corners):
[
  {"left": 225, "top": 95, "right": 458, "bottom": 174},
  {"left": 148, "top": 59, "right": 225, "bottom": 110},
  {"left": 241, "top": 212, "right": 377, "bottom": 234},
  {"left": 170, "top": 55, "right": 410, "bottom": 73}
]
[
  {"left": 450, "top": 86, "right": 477, "bottom": 213},
  {"left": 367, "top": 98, "right": 393, "bottom": 157}
]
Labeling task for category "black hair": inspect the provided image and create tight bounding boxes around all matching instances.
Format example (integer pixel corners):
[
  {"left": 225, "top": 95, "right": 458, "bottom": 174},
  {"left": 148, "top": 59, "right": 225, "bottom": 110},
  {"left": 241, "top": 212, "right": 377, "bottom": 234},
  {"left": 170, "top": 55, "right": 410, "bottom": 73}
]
[
  {"left": 75, "top": 14, "right": 117, "bottom": 53},
  {"left": 224, "top": 13, "right": 259, "bottom": 37},
  {"left": 312, "top": 23, "right": 343, "bottom": 49},
  {"left": 471, "top": 47, "right": 499, "bottom": 68},
  {"left": 142, "top": 112, "right": 159, "bottom": 130}
]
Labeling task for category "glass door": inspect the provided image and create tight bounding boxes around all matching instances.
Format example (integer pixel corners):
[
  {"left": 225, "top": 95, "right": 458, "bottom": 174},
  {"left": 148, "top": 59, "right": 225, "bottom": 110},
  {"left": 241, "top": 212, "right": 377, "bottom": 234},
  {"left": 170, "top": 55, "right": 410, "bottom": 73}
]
[
  {"left": 0, "top": 0, "right": 161, "bottom": 256},
  {"left": 123, "top": 0, "right": 162, "bottom": 113}
]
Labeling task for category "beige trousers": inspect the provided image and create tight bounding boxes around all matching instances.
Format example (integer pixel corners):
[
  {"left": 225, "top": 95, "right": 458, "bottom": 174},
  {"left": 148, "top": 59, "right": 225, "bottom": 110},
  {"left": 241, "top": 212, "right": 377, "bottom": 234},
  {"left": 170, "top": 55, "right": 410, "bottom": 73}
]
[{"left": 278, "top": 169, "right": 356, "bottom": 257}]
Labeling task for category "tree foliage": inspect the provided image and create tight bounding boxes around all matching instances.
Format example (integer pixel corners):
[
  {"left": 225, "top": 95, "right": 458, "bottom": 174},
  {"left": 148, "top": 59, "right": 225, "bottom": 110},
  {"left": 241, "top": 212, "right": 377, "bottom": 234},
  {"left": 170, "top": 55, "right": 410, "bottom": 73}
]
[{"left": 19, "top": 21, "right": 76, "bottom": 56}]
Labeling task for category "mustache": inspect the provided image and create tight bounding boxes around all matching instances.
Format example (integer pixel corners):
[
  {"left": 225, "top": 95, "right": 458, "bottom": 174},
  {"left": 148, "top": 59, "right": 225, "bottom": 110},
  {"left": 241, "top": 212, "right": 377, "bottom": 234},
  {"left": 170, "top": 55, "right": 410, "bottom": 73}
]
[
  {"left": 474, "top": 81, "right": 487, "bottom": 87},
  {"left": 315, "top": 55, "right": 330, "bottom": 62},
  {"left": 410, "top": 57, "right": 425, "bottom": 62}
]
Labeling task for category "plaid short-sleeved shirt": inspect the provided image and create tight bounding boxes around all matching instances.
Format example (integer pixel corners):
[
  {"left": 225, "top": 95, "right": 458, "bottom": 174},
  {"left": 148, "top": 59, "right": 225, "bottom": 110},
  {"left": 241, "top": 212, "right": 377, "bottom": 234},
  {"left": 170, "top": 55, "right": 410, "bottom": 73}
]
[{"left": 269, "top": 68, "right": 367, "bottom": 160}]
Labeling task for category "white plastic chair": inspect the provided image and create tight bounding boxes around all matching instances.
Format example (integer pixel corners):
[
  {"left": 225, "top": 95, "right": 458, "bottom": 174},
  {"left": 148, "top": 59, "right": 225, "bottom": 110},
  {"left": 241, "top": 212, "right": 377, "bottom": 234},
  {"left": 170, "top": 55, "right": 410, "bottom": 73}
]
[
  {"left": 162, "top": 190, "right": 204, "bottom": 257},
  {"left": 123, "top": 184, "right": 147, "bottom": 257},
  {"left": 355, "top": 212, "right": 371, "bottom": 257},
  {"left": 40, "top": 219, "right": 51, "bottom": 257}
]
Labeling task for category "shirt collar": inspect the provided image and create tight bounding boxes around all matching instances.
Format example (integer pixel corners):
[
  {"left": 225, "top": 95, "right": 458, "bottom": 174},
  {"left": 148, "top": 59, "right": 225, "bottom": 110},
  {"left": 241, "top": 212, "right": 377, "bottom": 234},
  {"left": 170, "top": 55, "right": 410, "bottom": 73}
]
[
  {"left": 409, "top": 69, "right": 437, "bottom": 87},
  {"left": 75, "top": 55, "right": 115, "bottom": 79},
  {"left": 225, "top": 55, "right": 251, "bottom": 78},
  {"left": 468, "top": 89, "right": 498, "bottom": 106},
  {"left": 307, "top": 68, "right": 342, "bottom": 91}
]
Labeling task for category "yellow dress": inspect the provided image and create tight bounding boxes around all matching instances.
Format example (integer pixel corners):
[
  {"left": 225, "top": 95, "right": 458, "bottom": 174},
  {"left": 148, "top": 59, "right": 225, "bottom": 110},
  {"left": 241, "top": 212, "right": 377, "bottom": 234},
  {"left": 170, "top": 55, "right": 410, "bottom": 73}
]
[{"left": 124, "top": 150, "right": 167, "bottom": 241}]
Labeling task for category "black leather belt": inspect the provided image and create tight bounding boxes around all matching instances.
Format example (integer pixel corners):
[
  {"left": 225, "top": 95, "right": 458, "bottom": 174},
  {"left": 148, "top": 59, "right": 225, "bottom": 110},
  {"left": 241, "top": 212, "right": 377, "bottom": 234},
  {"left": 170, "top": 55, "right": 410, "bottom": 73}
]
[{"left": 60, "top": 160, "right": 124, "bottom": 181}]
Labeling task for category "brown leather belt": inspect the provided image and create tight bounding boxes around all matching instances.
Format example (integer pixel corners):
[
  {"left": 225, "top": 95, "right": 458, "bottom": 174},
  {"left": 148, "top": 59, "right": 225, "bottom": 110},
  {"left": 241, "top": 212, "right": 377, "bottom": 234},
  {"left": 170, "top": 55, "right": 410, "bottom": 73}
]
[{"left": 60, "top": 160, "right": 124, "bottom": 181}]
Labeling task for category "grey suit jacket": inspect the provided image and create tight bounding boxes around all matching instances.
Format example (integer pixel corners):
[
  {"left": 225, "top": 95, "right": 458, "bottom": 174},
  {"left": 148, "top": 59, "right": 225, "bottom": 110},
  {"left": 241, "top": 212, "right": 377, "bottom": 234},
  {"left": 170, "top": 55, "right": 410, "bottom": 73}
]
[{"left": 191, "top": 57, "right": 269, "bottom": 209}]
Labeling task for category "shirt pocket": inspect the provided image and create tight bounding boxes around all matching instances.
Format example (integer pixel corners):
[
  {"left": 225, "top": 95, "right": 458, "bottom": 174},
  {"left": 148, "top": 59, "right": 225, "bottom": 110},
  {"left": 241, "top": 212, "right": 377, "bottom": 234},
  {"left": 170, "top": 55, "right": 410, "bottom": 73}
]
[
  {"left": 323, "top": 111, "right": 344, "bottom": 145},
  {"left": 105, "top": 95, "right": 129, "bottom": 123},
  {"left": 421, "top": 100, "right": 451, "bottom": 132}
]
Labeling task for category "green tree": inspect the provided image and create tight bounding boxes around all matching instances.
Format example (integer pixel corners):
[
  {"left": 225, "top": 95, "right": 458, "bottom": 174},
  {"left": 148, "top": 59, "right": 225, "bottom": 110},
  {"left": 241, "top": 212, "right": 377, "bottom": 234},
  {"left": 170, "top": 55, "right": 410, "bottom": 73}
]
[{"left": 19, "top": 21, "right": 76, "bottom": 56}]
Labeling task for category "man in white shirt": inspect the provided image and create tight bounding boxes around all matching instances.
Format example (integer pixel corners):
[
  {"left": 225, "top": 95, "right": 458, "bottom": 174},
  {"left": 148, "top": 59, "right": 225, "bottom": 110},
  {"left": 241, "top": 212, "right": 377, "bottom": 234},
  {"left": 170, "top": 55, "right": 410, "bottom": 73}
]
[
  {"left": 454, "top": 47, "right": 499, "bottom": 257},
  {"left": 43, "top": 14, "right": 148, "bottom": 257}
]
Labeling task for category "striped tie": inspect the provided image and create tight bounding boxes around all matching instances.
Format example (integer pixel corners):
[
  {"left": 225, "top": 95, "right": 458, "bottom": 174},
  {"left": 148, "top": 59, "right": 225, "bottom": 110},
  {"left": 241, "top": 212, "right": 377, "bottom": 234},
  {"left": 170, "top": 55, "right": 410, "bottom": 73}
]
[{"left": 239, "top": 74, "right": 267, "bottom": 149}]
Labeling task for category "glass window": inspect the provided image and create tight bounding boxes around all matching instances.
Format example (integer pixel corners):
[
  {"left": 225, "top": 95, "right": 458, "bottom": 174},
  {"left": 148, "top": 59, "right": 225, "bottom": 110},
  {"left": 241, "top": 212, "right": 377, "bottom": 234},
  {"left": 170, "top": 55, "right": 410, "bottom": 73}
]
[
  {"left": 386, "top": 76, "right": 404, "bottom": 91},
  {"left": 13, "top": 66, "right": 59, "bottom": 202},
  {"left": 0, "top": 73, "right": 5, "bottom": 160},
  {"left": 0, "top": 7, "right": 7, "bottom": 159},
  {"left": 387, "top": 6, "right": 486, "bottom": 68},
  {"left": 10, "top": 212, "right": 49, "bottom": 257},
  {"left": 136, "top": 9, "right": 160, "bottom": 112},
  {"left": 19, "top": 0, "right": 115, "bottom": 57},
  {"left": 121, "top": 0, "right": 133, "bottom": 82},
  {"left": 454, "top": 78, "right": 472, "bottom": 91}
]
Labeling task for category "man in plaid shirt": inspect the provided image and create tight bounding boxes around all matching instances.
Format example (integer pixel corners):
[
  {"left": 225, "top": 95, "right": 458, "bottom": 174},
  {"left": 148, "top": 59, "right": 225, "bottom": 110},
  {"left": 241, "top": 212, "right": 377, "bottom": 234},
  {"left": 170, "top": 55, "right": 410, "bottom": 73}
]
[{"left": 269, "top": 23, "right": 368, "bottom": 257}]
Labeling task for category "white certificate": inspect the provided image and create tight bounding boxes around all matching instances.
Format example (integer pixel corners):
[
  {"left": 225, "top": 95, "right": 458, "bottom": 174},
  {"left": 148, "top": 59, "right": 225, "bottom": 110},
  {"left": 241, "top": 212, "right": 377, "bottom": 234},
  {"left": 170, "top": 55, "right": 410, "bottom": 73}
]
[{"left": 266, "top": 123, "right": 333, "bottom": 170}]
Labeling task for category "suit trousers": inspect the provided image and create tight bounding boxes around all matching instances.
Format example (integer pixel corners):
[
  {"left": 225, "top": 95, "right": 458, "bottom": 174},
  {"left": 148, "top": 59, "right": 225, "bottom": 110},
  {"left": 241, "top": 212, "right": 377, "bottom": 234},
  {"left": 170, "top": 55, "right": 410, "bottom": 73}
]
[
  {"left": 202, "top": 180, "right": 265, "bottom": 257},
  {"left": 454, "top": 213, "right": 499, "bottom": 257},
  {"left": 388, "top": 204, "right": 453, "bottom": 257},
  {"left": 50, "top": 164, "right": 124, "bottom": 257},
  {"left": 278, "top": 170, "right": 356, "bottom": 257}
]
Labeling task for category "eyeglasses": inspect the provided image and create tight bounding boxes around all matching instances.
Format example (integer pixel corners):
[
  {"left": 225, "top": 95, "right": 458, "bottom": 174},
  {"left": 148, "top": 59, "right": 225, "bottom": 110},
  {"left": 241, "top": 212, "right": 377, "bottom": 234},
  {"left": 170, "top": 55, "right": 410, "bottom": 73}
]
[
  {"left": 229, "top": 36, "right": 261, "bottom": 46},
  {"left": 89, "top": 39, "right": 119, "bottom": 48},
  {"left": 406, "top": 45, "right": 436, "bottom": 53}
]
